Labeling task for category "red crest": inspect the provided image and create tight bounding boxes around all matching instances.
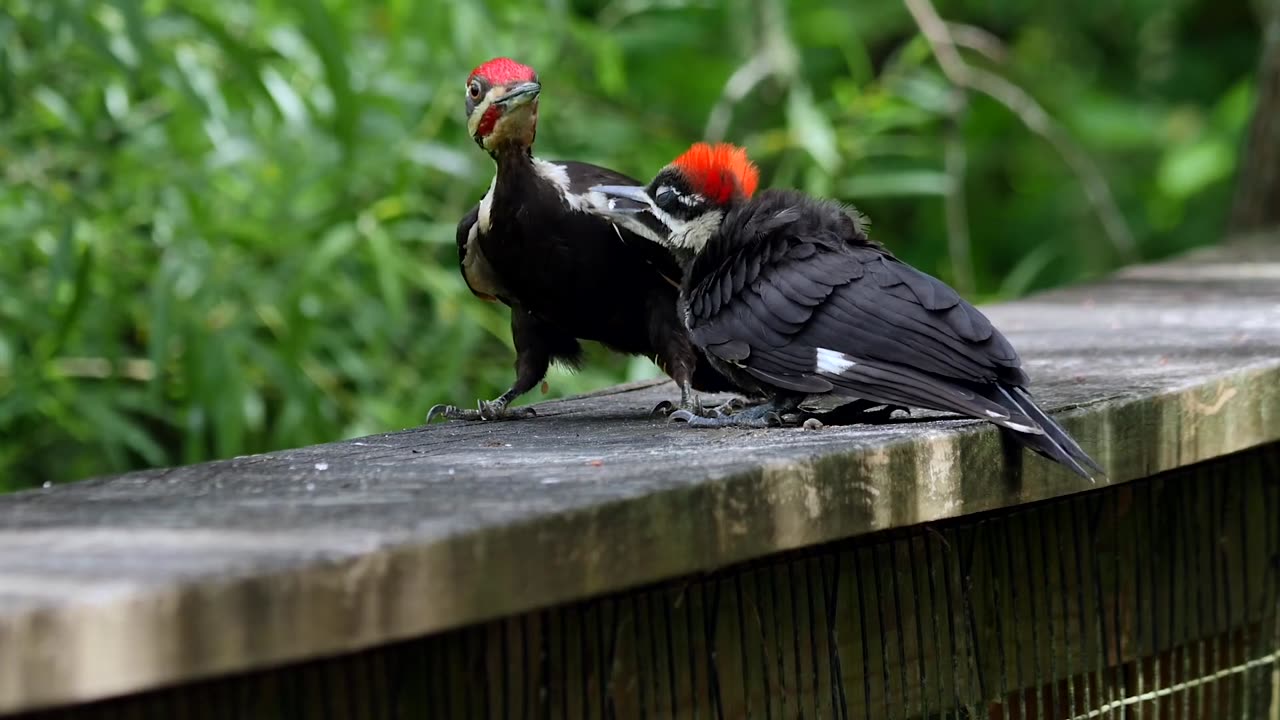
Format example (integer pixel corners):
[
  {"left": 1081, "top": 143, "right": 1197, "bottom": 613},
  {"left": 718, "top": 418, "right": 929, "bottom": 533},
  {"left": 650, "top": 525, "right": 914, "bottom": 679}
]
[
  {"left": 469, "top": 57, "right": 537, "bottom": 85},
  {"left": 671, "top": 143, "right": 760, "bottom": 204}
]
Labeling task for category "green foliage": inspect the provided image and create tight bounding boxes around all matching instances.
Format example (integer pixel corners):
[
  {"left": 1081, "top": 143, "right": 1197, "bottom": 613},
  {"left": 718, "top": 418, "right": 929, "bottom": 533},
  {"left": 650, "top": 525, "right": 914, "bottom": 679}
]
[{"left": 0, "top": 0, "right": 1261, "bottom": 489}]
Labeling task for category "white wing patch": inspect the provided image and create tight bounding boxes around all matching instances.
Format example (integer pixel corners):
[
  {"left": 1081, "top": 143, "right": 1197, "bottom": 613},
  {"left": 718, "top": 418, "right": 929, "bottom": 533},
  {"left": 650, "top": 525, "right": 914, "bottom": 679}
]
[
  {"left": 815, "top": 348, "right": 857, "bottom": 374},
  {"left": 984, "top": 407, "right": 1043, "bottom": 434},
  {"left": 999, "top": 418, "right": 1043, "bottom": 434},
  {"left": 531, "top": 158, "right": 580, "bottom": 209},
  {"left": 478, "top": 175, "right": 497, "bottom": 233}
]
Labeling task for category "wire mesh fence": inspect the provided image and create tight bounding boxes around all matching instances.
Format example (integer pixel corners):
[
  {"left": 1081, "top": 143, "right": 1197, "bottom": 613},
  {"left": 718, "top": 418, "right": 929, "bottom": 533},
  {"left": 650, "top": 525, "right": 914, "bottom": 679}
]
[{"left": 24, "top": 443, "right": 1280, "bottom": 719}]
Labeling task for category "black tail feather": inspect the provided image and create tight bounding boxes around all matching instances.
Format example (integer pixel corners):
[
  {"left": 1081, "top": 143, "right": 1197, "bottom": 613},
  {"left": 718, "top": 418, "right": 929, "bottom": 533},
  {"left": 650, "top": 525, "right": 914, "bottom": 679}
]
[
  {"left": 817, "top": 355, "right": 1103, "bottom": 479},
  {"left": 991, "top": 385, "right": 1104, "bottom": 480}
]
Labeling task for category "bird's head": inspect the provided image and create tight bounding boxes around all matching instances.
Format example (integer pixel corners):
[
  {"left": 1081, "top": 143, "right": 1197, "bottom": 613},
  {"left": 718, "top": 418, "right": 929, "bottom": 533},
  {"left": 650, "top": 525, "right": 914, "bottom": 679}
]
[
  {"left": 465, "top": 57, "right": 541, "bottom": 153},
  {"left": 589, "top": 143, "right": 759, "bottom": 254}
]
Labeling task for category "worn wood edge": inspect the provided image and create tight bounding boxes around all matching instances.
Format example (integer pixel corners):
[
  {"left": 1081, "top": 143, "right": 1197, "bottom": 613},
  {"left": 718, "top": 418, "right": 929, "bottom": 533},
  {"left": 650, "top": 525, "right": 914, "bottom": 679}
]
[{"left": 1, "top": 353, "right": 1278, "bottom": 716}]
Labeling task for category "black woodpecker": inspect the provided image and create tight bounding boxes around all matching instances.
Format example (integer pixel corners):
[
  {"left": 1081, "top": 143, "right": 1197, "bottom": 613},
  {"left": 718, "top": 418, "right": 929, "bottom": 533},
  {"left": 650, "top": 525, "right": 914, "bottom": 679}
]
[
  {"left": 427, "top": 58, "right": 739, "bottom": 422},
  {"left": 588, "top": 142, "right": 1103, "bottom": 480}
]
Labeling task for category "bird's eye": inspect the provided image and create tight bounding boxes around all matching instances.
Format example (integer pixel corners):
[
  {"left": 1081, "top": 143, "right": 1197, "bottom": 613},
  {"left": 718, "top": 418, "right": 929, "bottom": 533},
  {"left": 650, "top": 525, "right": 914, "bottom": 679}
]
[
  {"left": 468, "top": 80, "right": 482, "bottom": 99},
  {"left": 654, "top": 187, "right": 677, "bottom": 206}
]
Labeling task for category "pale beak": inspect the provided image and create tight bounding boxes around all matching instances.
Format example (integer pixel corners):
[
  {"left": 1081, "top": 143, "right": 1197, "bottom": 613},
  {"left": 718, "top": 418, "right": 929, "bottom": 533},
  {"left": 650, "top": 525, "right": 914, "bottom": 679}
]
[
  {"left": 589, "top": 184, "right": 654, "bottom": 215},
  {"left": 494, "top": 81, "right": 541, "bottom": 108}
]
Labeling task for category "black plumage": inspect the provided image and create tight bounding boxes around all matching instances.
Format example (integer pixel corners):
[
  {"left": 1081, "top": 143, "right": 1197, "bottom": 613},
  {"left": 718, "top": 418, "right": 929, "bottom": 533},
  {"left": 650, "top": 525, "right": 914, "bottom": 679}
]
[
  {"left": 590, "top": 145, "right": 1103, "bottom": 479},
  {"left": 429, "top": 58, "right": 738, "bottom": 422}
]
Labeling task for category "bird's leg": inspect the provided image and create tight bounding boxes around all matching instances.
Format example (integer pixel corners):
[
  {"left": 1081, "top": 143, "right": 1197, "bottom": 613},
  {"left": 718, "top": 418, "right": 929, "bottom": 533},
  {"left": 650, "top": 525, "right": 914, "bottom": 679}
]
[
  {"left": 668, "top": 396, "right": 801, "bottom": 429},
  {"left": 788, "top": 398, "right": 910, "bottom": 428},
  {"left": 645, "top": 318, "right": 722, "bottom": 418},
  {"left": 426, "top": 386, "right": 538, "bottom": 423},
  {"left": 427, "top": 311, "right": 575, "bottom": 423},
  {"left": 650, "top": 378, "right": 714, "bottom": 418}
]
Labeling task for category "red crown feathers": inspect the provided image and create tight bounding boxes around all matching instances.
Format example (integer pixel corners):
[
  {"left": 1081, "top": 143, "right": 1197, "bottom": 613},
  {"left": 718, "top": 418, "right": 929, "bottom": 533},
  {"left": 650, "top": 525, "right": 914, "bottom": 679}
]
[
  {"left": 671, "top": 143, "right": 760, "bottom": 204},
  {"left": 469, "top": 57, "right": 537, "bottom": 85}
]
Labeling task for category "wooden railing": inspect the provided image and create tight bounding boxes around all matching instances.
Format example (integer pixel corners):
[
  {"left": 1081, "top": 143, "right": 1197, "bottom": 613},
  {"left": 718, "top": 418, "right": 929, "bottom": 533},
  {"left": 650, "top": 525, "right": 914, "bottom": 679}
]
[{"left": 2, "top": 235, "right": 1279, "bottom": 718}]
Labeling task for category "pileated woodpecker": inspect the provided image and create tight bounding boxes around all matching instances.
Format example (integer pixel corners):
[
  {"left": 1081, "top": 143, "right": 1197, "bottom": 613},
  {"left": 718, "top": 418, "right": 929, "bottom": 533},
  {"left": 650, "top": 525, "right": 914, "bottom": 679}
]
[
  {"left": 427, "top": 58, "right": 739, "bottom": 422},
  {"left": 589, "top": 143, "right": 1103, "bottom": 479}
]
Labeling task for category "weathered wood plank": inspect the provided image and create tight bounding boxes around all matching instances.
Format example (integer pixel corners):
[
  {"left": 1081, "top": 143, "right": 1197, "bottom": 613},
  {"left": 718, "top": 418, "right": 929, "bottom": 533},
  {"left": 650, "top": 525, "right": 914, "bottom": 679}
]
[
  {"left": 17, "top": 447, "right": 1279, "bottom": 719},
  {"left": 1, "top": 235, "right": 1280, "bottom": 715}
]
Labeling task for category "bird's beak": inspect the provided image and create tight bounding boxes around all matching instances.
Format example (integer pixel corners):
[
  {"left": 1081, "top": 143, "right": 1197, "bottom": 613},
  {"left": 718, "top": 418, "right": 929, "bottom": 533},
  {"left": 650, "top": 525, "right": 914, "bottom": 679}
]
[
  {"left": 494, "top": 81, "right": 541, "bottom": 108},
  {"left": 590, "top": 184, "right": 654, "bottom": 215}
]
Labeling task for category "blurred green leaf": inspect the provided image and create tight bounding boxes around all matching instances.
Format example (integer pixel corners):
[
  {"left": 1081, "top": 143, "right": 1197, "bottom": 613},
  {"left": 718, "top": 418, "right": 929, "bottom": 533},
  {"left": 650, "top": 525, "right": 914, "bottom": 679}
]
[
  {"left": 840, "top": 170, "right": 951, "bottom": 197},
  {"left": 787, "top": 85, "right": 840, "bottom": 174},
  {"left": 0, "top": 0, "right": 1258, "bottom": 489},
  {"left": 997, "top": 243, "right": 1060, "bottom": 299},
  {"left": 1158, "top": 139, "right": 1234, "bottom": 199},
  {"left": 296, "top": 0, "right": 358, "bottom": 158}
]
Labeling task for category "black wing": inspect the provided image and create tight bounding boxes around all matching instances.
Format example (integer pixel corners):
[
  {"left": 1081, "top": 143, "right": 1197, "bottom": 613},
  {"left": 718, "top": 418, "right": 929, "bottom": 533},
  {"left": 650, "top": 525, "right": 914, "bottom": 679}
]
[
  {"left": 552, "top": 160, "right": 643, "bottom": 196},
  {"left": 551, "top": 160, "right": 683, "bottom": 286},
  {"left": 687, "top": 221, "right": 1035, "bottom": 427}
]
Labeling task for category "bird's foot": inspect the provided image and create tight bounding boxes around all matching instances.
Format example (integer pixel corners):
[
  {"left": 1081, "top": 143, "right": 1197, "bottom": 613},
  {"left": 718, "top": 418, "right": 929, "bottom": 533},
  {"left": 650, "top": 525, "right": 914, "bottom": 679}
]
[
  {"left": 705, "top": 396, "right": 758, "bottom": 417},
  {"left": 651, "top": 396, "right": 719, "bottom": 418},
  {"left": 655, "top": 395, "right": 754, "bottom": 418},
  {"left": 792, "top": 400, "right": 910, "bottom": 427},
  {"left": 668, "top": 402, "right": 784, "bottom": 429},
  {"left": 426, "top": 398, "right": 536, "bottom": 423}
]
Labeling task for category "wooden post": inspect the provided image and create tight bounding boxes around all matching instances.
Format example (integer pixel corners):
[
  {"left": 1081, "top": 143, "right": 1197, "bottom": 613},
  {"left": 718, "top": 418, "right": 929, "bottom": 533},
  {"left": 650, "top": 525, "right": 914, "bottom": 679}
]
[{"left": 1230, "top": 0, "right": 1280, "bottom": 232}]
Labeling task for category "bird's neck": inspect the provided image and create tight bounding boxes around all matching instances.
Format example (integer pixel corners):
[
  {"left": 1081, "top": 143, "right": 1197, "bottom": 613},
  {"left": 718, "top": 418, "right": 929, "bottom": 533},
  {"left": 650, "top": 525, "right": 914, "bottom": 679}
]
[
  {"left": 491, "top": 142, "right": 534, "bottom": 169},
  {"left": 490, "top": 144, "right": 541, "bottom": 202}
]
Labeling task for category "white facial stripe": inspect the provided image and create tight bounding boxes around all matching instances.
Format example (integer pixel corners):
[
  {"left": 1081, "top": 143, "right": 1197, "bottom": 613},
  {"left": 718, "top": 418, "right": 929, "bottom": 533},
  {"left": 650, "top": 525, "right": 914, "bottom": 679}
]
[
  {"left": 466, "top": 92, "right": 497, "bottom": 137},
  {"left": 470, "top": 86, "right": 539, "bottom": 149},
  {"left": 655, "top": 185, "right": 700, "bottom": 207},
  {"left": 610, "top": 214, "right": 667, "bottom": 245},
  {"left": 622, "top": 198, "right": 720, "bottom": 252},
  {"left": 815, "top": 348, "right": 857, "bottom": 375},
  {"left": 669, "top": 210, "right": 722, "bottom": 252},
  {"left": 644, "top": 201, "right": 682, "bottom": 233}
]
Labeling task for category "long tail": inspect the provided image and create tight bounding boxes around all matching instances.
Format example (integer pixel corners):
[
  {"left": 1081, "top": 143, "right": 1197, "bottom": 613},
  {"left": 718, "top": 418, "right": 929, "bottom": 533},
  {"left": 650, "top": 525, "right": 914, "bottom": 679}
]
[
  {"left": 990, "top": 385, "right": 1104, "bottom": 480},
  {"left": 812, "top": 354, "right": 1104, "bottom": 479}
]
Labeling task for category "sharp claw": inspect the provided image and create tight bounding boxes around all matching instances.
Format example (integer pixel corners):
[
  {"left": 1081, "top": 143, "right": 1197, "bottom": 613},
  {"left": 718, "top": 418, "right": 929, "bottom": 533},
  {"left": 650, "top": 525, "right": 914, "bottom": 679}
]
[
  {"left": 797, "top": 401, "right": 911, "bottom": 427},
  {"left": 665, "top": 405, "right": 788, "bottom": 429},
  {"left": 426, "top": 404, "right": 455, "bottom": 424},
  {"left": 668, "top": 409, "right": 698, "bottom": 424},
  {"left": 651, "top": 400, "right": 677, "bottom": 417},
  {"left": 426, "top": 398, "right": 535, "bottom": 423}
]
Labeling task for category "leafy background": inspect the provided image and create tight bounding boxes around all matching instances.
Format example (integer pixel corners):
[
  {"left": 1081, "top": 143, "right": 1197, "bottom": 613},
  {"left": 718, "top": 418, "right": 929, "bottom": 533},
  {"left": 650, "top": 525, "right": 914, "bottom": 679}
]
[{"left": 0, "top": 0, "right": 1264, "bottom": 490}]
